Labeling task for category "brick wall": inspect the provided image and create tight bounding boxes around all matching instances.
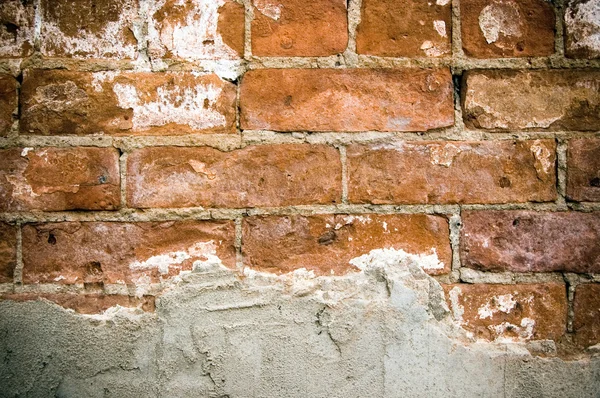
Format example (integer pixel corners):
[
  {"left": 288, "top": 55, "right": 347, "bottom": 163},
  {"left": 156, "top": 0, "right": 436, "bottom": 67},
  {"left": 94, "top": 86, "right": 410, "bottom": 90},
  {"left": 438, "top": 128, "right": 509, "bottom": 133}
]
[{"left": 0, "top": 0, "right": 599, "bottom": 355}]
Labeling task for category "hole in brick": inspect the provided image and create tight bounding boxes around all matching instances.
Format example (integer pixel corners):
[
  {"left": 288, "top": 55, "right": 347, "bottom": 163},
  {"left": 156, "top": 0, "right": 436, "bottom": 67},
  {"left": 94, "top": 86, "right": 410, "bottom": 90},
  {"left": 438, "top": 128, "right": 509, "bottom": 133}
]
[
  {"left": 499, "top": 176, "right": 511, "bottom": 188},
  {"left": 512, "top": 219, "right": 520, "bottom": 227},
  {"left": 590, "top": 177, "right": 600, "bottom": 187},
  {"left": 98, "top": 175, "right": 107, "bottom": 184},
  {"left": 284, "top": 95, "right": 292, "bottom": 106},
  {"left": 203, "top": 98, "right": 210, "bottom": 109},
  {"left": 3, "top": 22, "right": 18, "bottom": 37},
  {"left": 318, "top": 230, "right": 337, "bottom": 245},
  {"left": 123, "top": 115, "right": 129, "bottom": 120},
  {"left": 47, "top": 233, "right": 57, "bottom": 245},
  {"left": 203, "top": 39, "right": 215, "bottom": 45}
]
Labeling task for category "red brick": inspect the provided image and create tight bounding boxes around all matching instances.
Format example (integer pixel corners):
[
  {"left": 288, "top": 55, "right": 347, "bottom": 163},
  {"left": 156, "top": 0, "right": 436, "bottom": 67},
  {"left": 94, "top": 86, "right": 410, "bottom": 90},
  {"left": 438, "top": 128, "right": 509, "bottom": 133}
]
[
  {"left": 0, "top": 74, "right": 17, "bottom": 137},
  {"left": 127, "top": 144, "right": 342, "bottom": 208},
  {"left": 461, "top": 0, "right": 555, "bottom": 58},
  {"left": 463, "top": 70, "right": 600, "bottom": 131},
  {"left": 0, "top": 223, "right": 17, "bottom": 283},
  {"left": 565, "top": 0, "right": 600, "bottom": 59},
  {"left": 0, "top": 0, "right": 35, "bottom": 57},
  {"left": 148, "top": 0, "right": 245, "bottom": 60},
  {"left": 356, "top": 0, "right": 451, "bottom": 57},
  {"left": 444, "top": 283, "right": 567, "bottom": 341},
  {"left": 0, "top": 293, "right": 155, "bottom": 314},
  {"left": 567, "top": 138, "right": 600, "bottom": 202},
  {"left": 573, "top": 284, "right": 600, "bottom": 347},
  {"left": 0, "top": 147, "right": 120, "bottom": 211},
  {"left": 22, "top": 221, "right": 236, "bottom": 285},
  {"left": 348, "top": 140, "right": 556, "bottom": 205},
  {"left": 20, "top": 70, "right": 237, "bottom": 136},
  {"left": 252, "top": 0, "right": 348, "bottom": 56},
  {"left": 240, "top": 68, "right": 454, "bottom": 132},
  {"left": 40, "top": 0, "right": 139, "bottom": 59},
  {"left": 243, "top": 214, "right": 452, "bottom": 275},
  {"left": 461, "top": 211, "right": 600, "bottom": 273}
]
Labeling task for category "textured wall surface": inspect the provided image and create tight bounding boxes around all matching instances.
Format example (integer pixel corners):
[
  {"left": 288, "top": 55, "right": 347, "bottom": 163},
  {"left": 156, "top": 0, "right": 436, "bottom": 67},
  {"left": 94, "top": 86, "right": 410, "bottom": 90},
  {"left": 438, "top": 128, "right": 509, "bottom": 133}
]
[{"left": 0, "top": 0, "right": 599, "bottom": 396}]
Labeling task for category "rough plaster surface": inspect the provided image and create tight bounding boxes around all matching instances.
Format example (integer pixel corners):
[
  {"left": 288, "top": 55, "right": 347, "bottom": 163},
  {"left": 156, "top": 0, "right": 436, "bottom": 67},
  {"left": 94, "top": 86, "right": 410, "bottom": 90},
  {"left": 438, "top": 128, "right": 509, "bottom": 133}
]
[{"left": 1, "top": 254, "right": 598, "bottom": 397}]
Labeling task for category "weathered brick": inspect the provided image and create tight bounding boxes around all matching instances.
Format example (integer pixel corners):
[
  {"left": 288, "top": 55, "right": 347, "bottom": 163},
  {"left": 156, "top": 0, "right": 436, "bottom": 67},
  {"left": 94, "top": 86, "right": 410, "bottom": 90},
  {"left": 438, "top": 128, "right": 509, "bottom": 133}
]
[
  {"left": 461, "top": 211, "right": 600, "bottom": 273},
  {"left": 0, "top": 293, "right": 155, "bottom": 314},
  {"left": 148, "top": 0, "right": 245, "bottom": 60},
  {"left": 565, "top": 0, "right": 600, "bottom": 59},
  {"left": 40, "top": 0, "right": 139, "bottom": 59},
  {"left": 463, "top": 70, "right": 600, "bottom": 131},
  {"left": 0, "top": 74, "right": 16, "bottom": 137},
  {"left": 356, "top": 0, "right": 451, "bottom": 57},
  {"left": 127, "top": 144, "right": 341, "bottom": 208},
  {"left": 567, "top": 138, "right": 600, "bottom": 202},
  {"left": 0, "top": 223, "right": 17, "bottom": 283},
  {"left": 573, "top": 284, "right": 600, "bottom": 347},
  {"left": 22, "top": 221, "right": 236, "bottom": 284},
  {"left": 240, "top": 68, "right": 454, "bottom": 132},
  {"left": 444, "top": 283, "right": 567, "bottom": 341},
  {"left": 461, "top": 0, "right": 555, "bottom": 58},
  {"left": 0, "top": 0, "right": 34, "bottom": 57},
  {"left": 348, "top": 140, "right": 556, "bottom": 205},
  {"left": 20, "top": 70, "right": 237, "bottom": 136},
  {"left": 252, "top": 0, "right": 348, "bottom": 56},
  {"left": 243, "top": 214, "right": 452, "bottom": 275},
  {"left": 0, "top": 147, "right": 120, "bottom": 211}
]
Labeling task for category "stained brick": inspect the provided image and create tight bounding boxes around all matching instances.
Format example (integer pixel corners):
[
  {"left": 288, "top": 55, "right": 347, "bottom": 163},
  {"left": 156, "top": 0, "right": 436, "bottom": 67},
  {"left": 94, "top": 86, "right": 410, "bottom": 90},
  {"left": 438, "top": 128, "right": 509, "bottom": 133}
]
[
  {"left": 463, "top": 70, "right": 600, "bottom": 131},
  {"left": 0, "top": 74, "right": 17, "bottom": 137},
  {"left": 565, "top": 0, "right": 600, "bottom": 59},
  {"left": 40, "top": 0, "right": 139, "bottom": 59},
  {"left": 0, "top": 0, "right": 35, "bottom": 57},
  {"left": 20, "top": 70, "right": 237, "bottom": 136},
  {"left": 252, "top": 0, "right": 348, "bottom": 56},
  {"left": 573, "top": 284, "right": 600, "bottom": 347},
  {"left": 0, "top": 147, "right": 120, "bottom": 211},
  {"left": 0, "top": 223, "right": 17, "bottom": 284},
  {"left": 127, "top": 144, "right": 342, "bottom": 208},
  {"left": 0, "top": 293, "right": 155, "bottom": 314},
  {"left": 22, "top": 221, "right": 236, "bottom": 284},
  {"left": 240, "top": 68, "right": 454, "bottom": 132},
  {"left": 461, "top": 0, "right": 555, "bottom": 58},
  {"left": 243, "top": 214, "right": 452, "bottom": 275},
  {"left": 148, "top": 0, "right": 245, "bottom": 60},
  {"left": 347, "top": 140, "right": 556, "bottom": 205},
  {"left": 461, "top": 211, "right": 600, "bottom": 273},
  {"left": 444, "top": 283, "right": 567, "bottom": 341},
  {"left": 356, "top": 0, "right": 451, "bottom": 57},
  {"left": 567, "top": 138, "right": 600, "bottom": 202}
]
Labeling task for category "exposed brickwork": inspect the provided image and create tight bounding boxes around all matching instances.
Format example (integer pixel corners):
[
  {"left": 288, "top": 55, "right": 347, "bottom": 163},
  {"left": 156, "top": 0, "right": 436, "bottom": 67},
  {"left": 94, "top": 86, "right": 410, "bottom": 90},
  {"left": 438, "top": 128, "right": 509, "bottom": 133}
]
[
  {"left": 22, "top": 221, "right": 236, "bottom": 284},
  {"left": 460, "top": 0, "right": 555, "bottom": 58},
  {"left": 252, "top": 0, "right": 348, "bottom": 56},
  {"left": 573, "top": 284, "right": 600, "bottom": 347},
  {"left": 567, "top": 138, "right": 600, "bottom": 202},
  {"left": 20, "top": 70, "right": 237, "bottom": 136},
  {"left": 0, "top": 293, "right": 155, "bottom": 314},
  {"left": 347, "top": 140, "right": 556, "bottom": 204},
  {"left": 0, "top": 74, "right": 16, "bottom": 137},
  {"left": 356, "top": 0, "right": 451, "bottom": 57},
  {"left": 444, "top": 283, "right": 567, "bottom": 341},
  {"left": 0, "top": 147, "right": 120, "bottom": 211},
  {"left": 243, "top": 214, "right": 452, "bottom": 275},
  {"left": 565, "top": 0, "right": 600, "bottom": 59},
  {"left": 240, "top": 68, "right": 454, "bottom": 132},
  {"left": 0, "top": 0, "right": 34, "bottom": 58},
  {"left": 0, "top": 223, "right": 16, "bottom": 283},
  {"left": 463, "top": 70, "right": 600, "bottom": 131},
  {"left": 461, "top": 211, "right": 600, "bottom": 273},
  {"left": 127, "top": 145, "right": 342, "bottom": 208}
]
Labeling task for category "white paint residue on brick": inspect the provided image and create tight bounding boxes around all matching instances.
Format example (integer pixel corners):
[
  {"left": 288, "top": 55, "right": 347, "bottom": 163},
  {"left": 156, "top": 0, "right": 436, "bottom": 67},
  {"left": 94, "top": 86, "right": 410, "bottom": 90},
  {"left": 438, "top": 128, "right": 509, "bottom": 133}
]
[
  {"left": 490, "top": 317, "right": 535, "bottom": 341},
  {"left": 112, "top": 81, "right": 226, "bottom": 130},
  {"left": 148, "top": 0, "right": 239, "bottom": 61},
  {"left": 565, "top": 0, "right": 600, "bottom": 55},
  {"left": 478, "top": 294, "right": 517, "bottom": 319},
  {"left": 349, "top": 248, "right": 444, "bottom": 271},
  {"left": 21, "top": 147, "right": 33, "bottom": 157},
  {"left": 92, "top": 71, "right": 120, "bottom": 92},
  {"left": 478, "top": 0, "right": 522, "bottom": 44},
  {"left": 436, "top": 0, "right": 450, "bottom": 5},
  {"left": 434, "top": 20, "right": 447, "bottom": 37},
  {"left": 254, "top": 0, "right": 282, "bottom": 20},
  {"left": 129, "top": 241, "right": 220, "bottom": 275}
]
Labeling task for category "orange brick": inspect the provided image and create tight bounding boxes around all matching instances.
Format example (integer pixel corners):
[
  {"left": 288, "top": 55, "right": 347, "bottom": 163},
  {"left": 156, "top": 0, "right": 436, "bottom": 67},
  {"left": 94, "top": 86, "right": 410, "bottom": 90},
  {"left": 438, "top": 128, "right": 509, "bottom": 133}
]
[{"left": 0, "top": 293, "right": 155, "bottom": 314}]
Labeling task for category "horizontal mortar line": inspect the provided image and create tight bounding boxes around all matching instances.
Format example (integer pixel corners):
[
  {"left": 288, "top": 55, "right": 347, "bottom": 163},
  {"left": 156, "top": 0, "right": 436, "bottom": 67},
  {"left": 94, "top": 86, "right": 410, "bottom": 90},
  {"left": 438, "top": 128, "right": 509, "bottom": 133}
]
[
  {"left": 10, "top": 283, "right": 164, "bottom": 295},
  {"left": 567, "top": 202, "right": 600, "bottom": 211}
]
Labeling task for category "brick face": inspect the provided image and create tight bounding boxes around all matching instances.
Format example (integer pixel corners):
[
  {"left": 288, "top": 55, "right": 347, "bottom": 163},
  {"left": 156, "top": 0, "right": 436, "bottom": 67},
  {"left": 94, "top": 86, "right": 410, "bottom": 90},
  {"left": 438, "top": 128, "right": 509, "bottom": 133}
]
[
  {"left": 0, "top": 74, "right": 16, "bottom": 137},
  {"left": 460, "top": 0, "right": 555, "bottom": 58},
  {"left": 22, "top": 221, "right": 236, "bottom": 284},
  {"left": 127, "top": 145, "right": 342, "bottom": 208},
  {"left": 240, "top": 68, "right": 454, "bottom": 132},
  {"left": 0, "top": 293, "right": 155, "bottom": 314},
  {"left": 573, "top": 284, "right": 600, "bottom": 347},
  {"left": 356, "top": 0, "right": 451, "bottom": 57},
  {"left": 0, "top": 0, "right": 35, "bottom": 57},
  {"left": 0, "top": 147, "right": 120, "bottom": 211},
  {"left": 444, "top": 283, "right": 567, "bottom": 341},
  {"left": 243, "top": 214, "right": 452, "bottom": 275},
  {"left": 565, "top": 0, "right": 600, "bottom": 59},
  {"left": 567, "top": 139, "right": 600, "bottom": 202},
  {"left": 347, "top": 140, "right": 556, "bottom": 205},
  {"left": 463, "top": 70, "right": 600, "bottom": 131},
  {"left": 461, "top": 211, "right": 600, "bottom": 273},
  {"left": 0, "top": 223, "right": 17, "bottom": 284},
  {"left": 252, "top": 0, "right": 348, "bottom": 56},
  {"left": 20, "top": 70, "right": 237, "bottom": 136}
]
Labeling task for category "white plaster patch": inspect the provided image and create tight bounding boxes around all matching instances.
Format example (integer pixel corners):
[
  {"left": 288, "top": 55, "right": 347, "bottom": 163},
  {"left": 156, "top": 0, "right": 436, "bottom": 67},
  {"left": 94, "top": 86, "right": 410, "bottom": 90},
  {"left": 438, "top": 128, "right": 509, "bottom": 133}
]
[
  {"left": 254, "top": 0, "right": 282, "bottom": 20},
  {"left": 91, "top": 71, "right": 120, "bottom": 92},
  {"left": 129, "top": 241, "right": 220, "bottom": 275},
  {"left": 449, "top": 287, "right": 465, "bottom": 323},
  {"left": 565, "top": 0, "right": 600, "bottom": 56},
  {"left": 478, "top": 0, "right": 522, "bottom": 44},
  {"left": 478, "top": 294, "right": 517, "bottom": 319},
  {"left": 490, "top": 317, "right": 535, "bottom": 341},
  {"left": 434, "top": 20, "right": 447, "bottom": 37},
  {"left": 21, "top": 147, "right": 33, "bottom": 157},
  {"left": 436, "top": 0, "right": 450, "bottom": 5},
  {"left": 349, "top": 248, "right": 444, "bottom": 271}
]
